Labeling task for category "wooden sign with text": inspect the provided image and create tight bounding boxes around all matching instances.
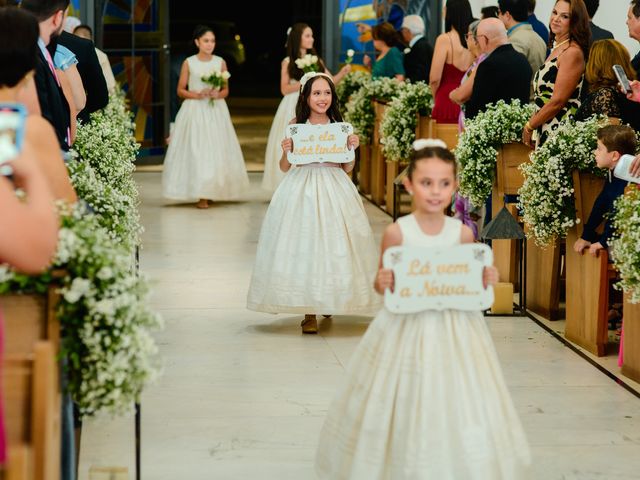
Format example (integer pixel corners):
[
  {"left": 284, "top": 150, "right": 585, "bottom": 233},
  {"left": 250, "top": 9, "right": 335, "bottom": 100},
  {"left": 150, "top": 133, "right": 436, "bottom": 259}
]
[
  {"left": 383, "top": 244, "right": 495, "bottom": 313},
  {"left": 286, "top": 122, "right": 355, "bottom": 165}
]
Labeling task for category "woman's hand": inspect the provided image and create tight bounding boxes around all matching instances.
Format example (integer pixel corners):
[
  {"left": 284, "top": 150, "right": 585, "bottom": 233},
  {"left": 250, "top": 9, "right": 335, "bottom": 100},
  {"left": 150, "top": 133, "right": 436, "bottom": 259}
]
[
  {"left": 573, "top": 238, "right": 591, "bottom": 254},
  {"left": 375, "top": 268, "right": 395, "bottom": 295},
  {"left": 626, "top": 80, "right": 640, "bottom": 103},
  {"left": 522, "top": 123, "right": 534, "bottom": 148},
  {"left": 588, "top": 242, "right": 604, "bottom": 257},
  {"left": 347, "top": 134, "right": 360, "bottom": 151},
  {"left": 482, "top": 266, "right": 499, "bottom": 289},
  {"left": 209, "top": 88, "right": 221, "bottom": 99},
  {"left": 197, "top": 88, "right": 211, "bottom": 99},
  {"left": 281, "top": 137, "right": 293, "bottom": 155}
]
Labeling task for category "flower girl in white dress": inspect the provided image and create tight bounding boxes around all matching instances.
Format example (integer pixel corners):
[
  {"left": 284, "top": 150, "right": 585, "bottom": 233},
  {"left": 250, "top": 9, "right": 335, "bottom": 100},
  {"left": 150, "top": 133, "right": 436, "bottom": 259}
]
[
  {"left": 262, "top": 23, "right": 351, "bottom": 193},
  {"left": 315, "top": 141, "right": 531, "bottom": 479},
  {"left": 162, "top": 25, "right": 249, "bottom": 208},
  {"left": 248, "top": 72, "right": 381, "bottom": 333}
]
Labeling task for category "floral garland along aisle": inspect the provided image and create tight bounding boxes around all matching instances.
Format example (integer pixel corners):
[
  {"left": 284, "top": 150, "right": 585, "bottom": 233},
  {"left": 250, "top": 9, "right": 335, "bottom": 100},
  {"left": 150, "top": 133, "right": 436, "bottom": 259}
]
[
  {"left": 379, "top": 81, "right": 433, "bottom": 163},
  {"left": 517, "top": 115, "right": 608, "bottom": 247},
  {"left": 0, "top": 89, "right": 162, "bottom": 416},
  {"left": 335, "top": 71, "right": 370, "bottom": 110},
  {"left": 455, "top": 99, "right": 535, "bottom": 207}
]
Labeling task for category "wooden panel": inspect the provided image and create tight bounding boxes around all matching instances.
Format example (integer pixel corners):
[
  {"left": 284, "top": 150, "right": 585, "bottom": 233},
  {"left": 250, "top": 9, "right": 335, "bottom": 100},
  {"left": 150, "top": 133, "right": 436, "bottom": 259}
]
[
  {"left": 3, "top": 295, "right": 46, "bottom": 356},
  {"left": 491, "top": 205, "right": 520, "bottom": 286},
  {"left": 526, "top": 234, "right": 561, "bottom": 320},
  {"left": 4, "top": 356, "right": 33, "bottom": 444},
  {"left": 370, "top": 145, "right": 387, "bottom": 205},
  {"left": 6, "top": 444, "right": 33, "bottom": 480},
  {"left": 622, "top": 295, "right": 640, "bottom": 383},
  {"left": 564, "top": 171, "right": 608, "bottom": 356},
  {"left": 416, "top": 115, "right": 434, "bottom": 138},
  {"left": 358, "top": 144, "right": 371, "bottom": 194},
  {"left": 434, "top": 123, "right": 459, "bottom": 150},
  {"left": 385, "top": 161, "right": 400, "bottom": 213}
]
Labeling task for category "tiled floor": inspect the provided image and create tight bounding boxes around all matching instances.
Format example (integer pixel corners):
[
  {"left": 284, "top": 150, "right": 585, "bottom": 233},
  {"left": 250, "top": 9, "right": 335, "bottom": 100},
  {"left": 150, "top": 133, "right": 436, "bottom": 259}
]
[{"left": 78, "top": 171, "right": 640, "bottom": 480}]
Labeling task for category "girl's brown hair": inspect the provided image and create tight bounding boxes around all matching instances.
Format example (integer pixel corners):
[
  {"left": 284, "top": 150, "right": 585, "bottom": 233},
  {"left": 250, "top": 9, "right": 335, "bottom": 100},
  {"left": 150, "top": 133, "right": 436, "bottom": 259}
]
[
  {"left": 286, "top": 23, "right": 326, "bottom": 81},
  {"left": 294, "top": 75, "right": 343, "bottom": 124},
  {"left": 407, "top": 146, "right": 458, "bottom": 179},
  {"left": 597, "top": 125, "right": 637, "bottom": 157}
]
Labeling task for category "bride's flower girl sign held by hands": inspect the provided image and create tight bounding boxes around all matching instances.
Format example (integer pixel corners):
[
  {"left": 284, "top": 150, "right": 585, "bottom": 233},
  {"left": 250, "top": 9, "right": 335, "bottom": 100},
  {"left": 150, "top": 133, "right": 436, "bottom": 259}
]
[
  {"left": 383, "top": 243, "right": 495, "bottom": 313},
  {"left": 286, "top": 122, "right": 356, "bottom": 165}
]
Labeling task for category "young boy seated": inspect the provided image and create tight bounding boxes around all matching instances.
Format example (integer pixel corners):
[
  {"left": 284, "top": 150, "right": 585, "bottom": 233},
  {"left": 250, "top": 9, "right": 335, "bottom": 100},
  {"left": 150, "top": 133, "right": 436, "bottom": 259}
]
[{"left": 573, "top": 124, "right": 637, "bottom": 257}]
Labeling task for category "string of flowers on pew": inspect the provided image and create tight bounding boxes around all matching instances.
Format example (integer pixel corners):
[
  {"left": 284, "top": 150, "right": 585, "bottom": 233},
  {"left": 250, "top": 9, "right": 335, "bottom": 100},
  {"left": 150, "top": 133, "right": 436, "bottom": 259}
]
[
  {"left": 611, "top": 186, "right": 640, "bottom": 304},
  {"left": 379, "top": 81, "right": 433, "bottom": 162},
  {"left": 335, "top": 70, "right": 370, "bottom": 111},
  {"left": 456, "top": 99, "right": 535, "bottom": 207},
  {"left": 0, "top": 202, "right": 162, "bottom": 416},
  {"left": 344, "top": 76, "right": 403, "bottom": 144},
  {"left": 518, "top": 115, "right": 608, "bottom": 247},
  {"left": 68, "top": 89, "right": 141, "bottom": 252}
]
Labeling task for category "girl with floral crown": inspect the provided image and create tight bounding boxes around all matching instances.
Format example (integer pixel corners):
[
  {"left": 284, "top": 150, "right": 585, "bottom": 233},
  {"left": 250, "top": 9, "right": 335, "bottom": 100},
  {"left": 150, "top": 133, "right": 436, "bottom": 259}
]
[
  {"left": 162, "top": 25, "right": 249, "bottom": 208},
  {"left": 315, "top": 140, "right": 531, "bottom": 478},
  {"left": 247, "top": 72, "right": 381, "bottom": 333},
  {"left": 262, "top": 23, "right": 352, "bottom": 193}
]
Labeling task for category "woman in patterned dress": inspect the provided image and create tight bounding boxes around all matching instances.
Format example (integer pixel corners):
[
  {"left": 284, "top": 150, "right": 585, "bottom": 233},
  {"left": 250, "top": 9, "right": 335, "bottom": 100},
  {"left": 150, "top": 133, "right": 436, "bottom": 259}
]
[{"left": 522, "top": 0, "right": 590, "bottom": 148}]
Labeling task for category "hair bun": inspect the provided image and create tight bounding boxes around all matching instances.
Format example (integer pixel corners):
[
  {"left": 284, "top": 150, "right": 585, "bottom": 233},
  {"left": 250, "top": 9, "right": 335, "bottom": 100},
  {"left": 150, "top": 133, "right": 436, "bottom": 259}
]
[{"left": 413, "top": 138, "right": 448, "bottom": 150}]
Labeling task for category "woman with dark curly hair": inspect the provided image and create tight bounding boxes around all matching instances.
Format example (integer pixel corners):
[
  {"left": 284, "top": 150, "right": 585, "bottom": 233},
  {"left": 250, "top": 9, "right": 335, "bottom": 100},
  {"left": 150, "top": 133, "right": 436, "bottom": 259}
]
[{"left": 522, "top": 0, "right": 590, "bottom": 147}]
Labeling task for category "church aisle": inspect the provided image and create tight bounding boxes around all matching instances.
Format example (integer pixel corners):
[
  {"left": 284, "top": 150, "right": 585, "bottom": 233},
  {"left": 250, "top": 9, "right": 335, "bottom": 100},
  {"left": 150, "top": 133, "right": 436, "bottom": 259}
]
[{"left": 81, "top": 172, "right": 640, "bottom": 479}]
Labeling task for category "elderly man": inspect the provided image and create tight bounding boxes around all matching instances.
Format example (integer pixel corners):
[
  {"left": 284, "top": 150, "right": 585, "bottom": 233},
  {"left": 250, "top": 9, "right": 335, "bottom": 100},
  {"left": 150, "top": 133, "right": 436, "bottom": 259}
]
[
  {"left": 498, "top": 0, "right": 546, "bottom": 75},
  {"left": 400, "top": 14, "right": 433, "bottom": 83},
  {"left": 464, "top": 18, "right": 532, "bottom": 120}
]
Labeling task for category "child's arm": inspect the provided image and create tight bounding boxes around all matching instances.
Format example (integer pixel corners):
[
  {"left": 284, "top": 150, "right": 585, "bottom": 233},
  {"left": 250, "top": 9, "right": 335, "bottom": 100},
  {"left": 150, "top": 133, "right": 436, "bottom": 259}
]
[
  {"left": 374, "top": 223, "right": 403, "bottom": 295},
  {"left": 460, "top": 224, "right": 499, "bottom": 289},
  {"left": 279, "top": 118, "right": 297, "bottom": 173},
  {"left": 341, "top": 134, "right": 359, "bottom": 173},
  {"left": 177, "top": 60, "right": 208, "bottom": 100},
  {"left": 210, "top": 59, "right": 230, "bottom": 100}
]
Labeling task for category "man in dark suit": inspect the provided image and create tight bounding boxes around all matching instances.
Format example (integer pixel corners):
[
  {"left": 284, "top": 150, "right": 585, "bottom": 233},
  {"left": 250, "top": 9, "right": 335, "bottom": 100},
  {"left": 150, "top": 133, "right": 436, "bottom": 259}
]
[
  {"left": 465, "top": 18, "right": 532, "bottom": 120},
  {"left": 629, "top": 0, "right": 640, "bottom": 76},
  {"left": 399, "top": 15, "right": 433, "bottom": 83},
  {"left": 54, "top": 30, "right": 108, "bottom": 123},
  {"left": 21, "top": 0, "right": 71, "bottom": 151},
  {"left": 583, "top": 0, "right": 614, "bottom": 43}
]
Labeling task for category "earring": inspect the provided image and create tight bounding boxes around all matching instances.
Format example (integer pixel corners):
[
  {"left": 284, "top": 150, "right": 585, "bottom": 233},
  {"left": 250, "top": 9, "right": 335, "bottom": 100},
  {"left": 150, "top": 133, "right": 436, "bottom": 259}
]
[{"left": 407, "top": 190, "right": 414, "bottom": 196}]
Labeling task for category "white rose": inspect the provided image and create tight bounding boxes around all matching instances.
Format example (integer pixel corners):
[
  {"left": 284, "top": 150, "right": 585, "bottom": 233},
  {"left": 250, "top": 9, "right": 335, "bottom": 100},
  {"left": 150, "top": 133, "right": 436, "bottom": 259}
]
[
  {"left": 295, "top": 58, "right": 303, "bottom": 68},
  {"left": 404, "top": 47, "right": 411, "bottom": 54},
  {"left": 346, "top": 49, "right": 355, "bottom": 57},
  {"left": 311, "top": 55, "right": 318, "bottom": 64},
  {"left": 222, "top": 71, "right": 231, "bottom": 80}
]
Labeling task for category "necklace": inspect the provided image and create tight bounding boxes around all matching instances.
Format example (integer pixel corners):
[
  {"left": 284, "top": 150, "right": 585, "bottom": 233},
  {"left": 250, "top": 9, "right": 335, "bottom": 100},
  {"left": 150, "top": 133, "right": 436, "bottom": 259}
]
[{"left": 552, "top": 38, "right": 570, "bottom": 51}]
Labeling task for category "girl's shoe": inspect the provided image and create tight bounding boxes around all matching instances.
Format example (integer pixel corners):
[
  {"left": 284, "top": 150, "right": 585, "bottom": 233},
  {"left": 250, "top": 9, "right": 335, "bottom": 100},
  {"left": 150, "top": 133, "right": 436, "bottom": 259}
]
[
  {"left": 196, "top": 199, "right": 209, "bottom": 209},
  {"left": 301, "top": 315, "right": 318, "bottom": 334}
]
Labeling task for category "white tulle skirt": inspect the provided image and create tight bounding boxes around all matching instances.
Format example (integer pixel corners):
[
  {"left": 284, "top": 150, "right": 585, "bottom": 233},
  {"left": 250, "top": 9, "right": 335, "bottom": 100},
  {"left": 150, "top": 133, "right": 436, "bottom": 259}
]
[
  {"left": 247, "top": 165, "right": 381, "bottom": 315},
  {"left": 162, "top": 97, "right": 249, "bottom": 201},
  {"left": 261, "top": 92, "right": 299, "bottom": 193},
  {"left": 316, "top": 308, "right": 532, "bottom": 480}
]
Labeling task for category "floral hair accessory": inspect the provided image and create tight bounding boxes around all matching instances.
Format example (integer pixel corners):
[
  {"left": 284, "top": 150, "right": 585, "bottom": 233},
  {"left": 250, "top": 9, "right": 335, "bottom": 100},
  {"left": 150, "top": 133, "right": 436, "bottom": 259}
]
[
  {"left": 413, "top": 138, "right": 448, "bottom": 150},
  {"left": 299, "top": 71, "right": 334, "bottom": 91}
]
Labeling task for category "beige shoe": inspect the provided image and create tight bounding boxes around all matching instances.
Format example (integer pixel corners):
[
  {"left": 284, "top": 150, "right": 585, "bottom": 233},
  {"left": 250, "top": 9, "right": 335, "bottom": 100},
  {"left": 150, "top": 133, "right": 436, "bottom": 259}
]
[{"left": 301, "top": 315, "right": 318, "bottom": 334}]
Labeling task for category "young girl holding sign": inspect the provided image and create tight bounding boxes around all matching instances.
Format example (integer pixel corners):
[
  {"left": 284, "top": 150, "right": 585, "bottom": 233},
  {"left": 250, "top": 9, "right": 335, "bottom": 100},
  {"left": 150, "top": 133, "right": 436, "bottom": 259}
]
[
  {"left": 247, "top": 72, "right": 381, "bottom": 333},
  {"left": 315, "top": 140, "right": 531, "bottom": 478}
]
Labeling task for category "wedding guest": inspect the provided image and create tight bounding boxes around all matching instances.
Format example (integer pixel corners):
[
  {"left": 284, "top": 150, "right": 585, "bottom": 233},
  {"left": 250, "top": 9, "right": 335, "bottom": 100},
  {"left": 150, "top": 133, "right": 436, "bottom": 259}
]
[
  {"left": 523, "top": 0, "right": 590, "bottom": 148},
  {"left": 628, "top": 0, "right": 640, "bottom": 75},
  {"left": 528, "top": 0, "right": 550, "bottom": 44},
  {"left": 464, "top": 18, "right": 532, "bottom": 120},
  {"left": 583, "top": 0, "right": 614, "bottom": 43},
  {"left": 498, "top": 0, "right": 547, "bottom": 75},
  {"left": 73, "top": 24, "right": 117, "bottom": 93},
  {"left": 400, "top": 14, "right": 433, "bottom": 83},
  {"left": 430, "top": 0, "right": 474, "bottom": 123},
  {"left": 481, "top": 5, "right": 500, "bottom": 18},
  {"left": 575, "top": 39, "right": 640, "bottom": 130},
  {"left": 20, "top": 0, "right": 72, "bottom": 151},
  {"left": 364, "top": 22, "right": 405, "bottom": 80}
]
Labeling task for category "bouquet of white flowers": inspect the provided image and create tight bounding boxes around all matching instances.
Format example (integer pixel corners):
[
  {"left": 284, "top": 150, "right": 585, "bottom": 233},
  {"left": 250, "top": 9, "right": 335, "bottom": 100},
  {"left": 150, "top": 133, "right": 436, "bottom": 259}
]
[
  {"left": 295, "top": 53, "right": 320, "bottom": 73},
  {"left": 201, "top": 69, "right": 231, "bottom": 90}
]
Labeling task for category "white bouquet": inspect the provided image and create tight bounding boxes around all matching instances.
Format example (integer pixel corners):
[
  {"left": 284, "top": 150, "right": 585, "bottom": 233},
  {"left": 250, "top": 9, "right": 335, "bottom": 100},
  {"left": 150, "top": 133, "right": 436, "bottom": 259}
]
[{"left": 295, "top": 53, "right": 320, "bottom": 73}]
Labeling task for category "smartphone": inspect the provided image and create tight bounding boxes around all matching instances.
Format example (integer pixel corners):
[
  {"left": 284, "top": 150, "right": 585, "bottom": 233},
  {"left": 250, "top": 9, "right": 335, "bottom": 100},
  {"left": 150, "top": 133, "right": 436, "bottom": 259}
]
[
  {"left": 0, "top": 103, "right": 26, "bottom": 177},
  {"left": 613, "top": 64, "right": 632, "bottom": 94},
  {"left": 613, "top": 154, "right": 640, "bottom": 183}
]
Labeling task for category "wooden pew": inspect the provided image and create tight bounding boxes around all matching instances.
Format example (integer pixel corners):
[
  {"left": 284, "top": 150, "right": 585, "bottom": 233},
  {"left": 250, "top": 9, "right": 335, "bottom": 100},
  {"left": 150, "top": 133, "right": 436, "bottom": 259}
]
[
  {"left": 622, "top": 295, "right": 640, "bottom": 383},
  {"left": 4, "top": 341, "right": 60, "bottom": 480},
  {"left": 564, "top": 171, "right": 609, "bottom": 356},
  {"left": 6, "top": 445, "right": 33, "bottom": 480},
  {"left": 491, "top": 143, "right": 532, "bottom": 285},
  {"left": 434, "top": 122, "right": 459, "bottom": 150},
  {"left": 371, "top": 99, "right": 388, "bottom": 206}
]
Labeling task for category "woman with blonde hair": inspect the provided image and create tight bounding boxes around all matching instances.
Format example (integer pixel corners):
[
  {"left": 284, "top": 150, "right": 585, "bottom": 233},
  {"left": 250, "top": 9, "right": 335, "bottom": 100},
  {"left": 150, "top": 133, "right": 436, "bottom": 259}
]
[{"left": 575, "top": 39, "right": 640, "bottom": 130}]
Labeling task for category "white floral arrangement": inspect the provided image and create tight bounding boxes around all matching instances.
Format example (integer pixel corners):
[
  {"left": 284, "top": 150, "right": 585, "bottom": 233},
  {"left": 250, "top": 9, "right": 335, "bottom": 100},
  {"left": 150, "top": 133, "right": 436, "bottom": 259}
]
[
  {"left": 344, "top": 76, "right": 403, "bottom": 144},
  {"left": 201, "top": 69, "right": 231, "bottom": 89},
  {"left": 611, "top": 187, "right": 640, "bottom": 303},
  {"left": 0, "top": 203, "right": 162, "bottom": 416},
  {"left": 70, "top": 89, "right": 141, "bottom": 251},
  {"left": 336, "top": 70, "right": 370, "bottom": 110},
  {"left": 344, "top": 49, "right": 355, "bottom": 64},
  {"left": 379, "top": 81, "right": 433, "bottom": 162},
  {"left": 456, "top": 99, "right": 535, "bottom": 206},
  {"left": 295, "top": 53, "right": 320, "bottom": 73},
  {"left": 518, "top": 115, "right": 608, "bottom": 246}
]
